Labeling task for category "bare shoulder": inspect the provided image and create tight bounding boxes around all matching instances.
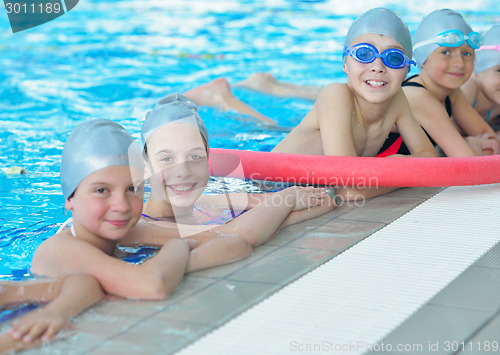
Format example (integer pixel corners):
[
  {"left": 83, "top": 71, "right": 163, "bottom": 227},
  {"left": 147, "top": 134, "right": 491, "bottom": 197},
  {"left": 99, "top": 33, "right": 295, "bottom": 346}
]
[
  {"left": 315, "top": 83, "right": 353, "bottom": 119},
  {"left": 31, "top": 231, "right": 101, "bottom": 277},
  {"left": 402, "top": 83, "right": 435, "bottom": 102},
  {"left": 402, "top": 85, "right": 448, "bottom": 120},
  {"left": 31, "top": 232, "right": 70, "bottom": 275},
  {"left": 318, "top": 83, "right": 352, "bottom": 101}
]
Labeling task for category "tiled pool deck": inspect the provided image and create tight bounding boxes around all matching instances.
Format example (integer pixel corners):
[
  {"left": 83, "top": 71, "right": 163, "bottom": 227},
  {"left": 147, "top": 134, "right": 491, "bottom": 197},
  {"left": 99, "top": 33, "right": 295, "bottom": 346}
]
[{"left": 6, "top": 185, "right": 500, "bottom": 354}]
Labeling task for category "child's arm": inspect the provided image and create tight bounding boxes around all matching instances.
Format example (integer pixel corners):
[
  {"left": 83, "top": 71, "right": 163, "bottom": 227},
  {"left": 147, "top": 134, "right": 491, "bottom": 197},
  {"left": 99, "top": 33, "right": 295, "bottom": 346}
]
[
  {"left": 393, "top": 90, "right": 438, "bottom": 158},
  {"left": 452, "top": 89, "right": 496, "bottom": 136},
  {"left": 316, "top": 84, "right": 360, "bottom": 156},
  {"left": 197, "top": 192, "right": 267, "bottom": 210},
  {"left": 123, "top": 221, "right": 223, "bottom": 245},
  {"left": 451, "top": 89, "right": 499, "bottom": 155},
  {"left": 126, "top": 187, "right": 332, "bottom": 248},
  {"left": 31, "top": 237, "right": 198, "bottom": 300},
  {"left": 403, "top": 86, "right": 481, "bottom": 157},
  {"left": 278, "top": 198, "right": 336, "bottom": 228},
  {"left": 7, "top": 275, "right": 103, "bottom": 344},
  {"left": 208, "top": 186, "right": 332, "bottom": 247},
  {"left": 186, "top": 234, "right": 253, "bottom": 272},
  {"left": 0, "top": 278, "right": 63, "bottom": 307}
]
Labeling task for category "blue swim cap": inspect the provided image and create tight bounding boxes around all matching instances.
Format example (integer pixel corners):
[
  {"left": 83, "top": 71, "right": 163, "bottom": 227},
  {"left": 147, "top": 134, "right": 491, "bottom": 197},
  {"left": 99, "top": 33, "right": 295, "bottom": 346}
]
[
  {"left": 475, "top": 25, "right": 500, "bottom": 74},
  {"left": 61, "top": 119, "right": 143, "bottom": 199},
  {"left": 344, "top": 8, "right": 412, "bottom": 58},
  {"left": 141, "top": 92, "right": 209, "bottom": 154},
  {"left": 413, "top": 9, "right": 474, "bottom": 67}
]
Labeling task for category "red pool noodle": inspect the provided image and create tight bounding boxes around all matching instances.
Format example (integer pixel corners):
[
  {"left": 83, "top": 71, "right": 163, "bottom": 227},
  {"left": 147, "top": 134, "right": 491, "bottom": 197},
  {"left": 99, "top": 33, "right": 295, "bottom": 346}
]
[{"left": 209, "top": 148, "right": 500, "bottom": 187}]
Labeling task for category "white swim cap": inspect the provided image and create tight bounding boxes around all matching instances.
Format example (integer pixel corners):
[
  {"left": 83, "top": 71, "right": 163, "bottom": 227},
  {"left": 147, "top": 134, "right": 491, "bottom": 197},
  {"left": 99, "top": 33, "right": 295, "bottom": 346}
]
[
  {"left": 344, "top": 8, "right": 412, "bottom": 58},
  {"left": 475, "top": 25, "right": 500, "bottom": 74},
  {"left": 141, "top": 93, "right": 209, "bottom": 155},
  {"left": 61, "top": 119, "right": 143, "bottom": 199},
  {"left": 413, "top": 9, "right": 474, "bottom": 67}
]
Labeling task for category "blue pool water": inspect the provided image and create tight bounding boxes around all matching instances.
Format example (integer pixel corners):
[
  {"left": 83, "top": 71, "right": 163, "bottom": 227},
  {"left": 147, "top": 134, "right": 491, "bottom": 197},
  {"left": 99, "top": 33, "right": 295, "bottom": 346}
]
[{"left": 0, "top": 0, "right": 499, "bottom": 280}]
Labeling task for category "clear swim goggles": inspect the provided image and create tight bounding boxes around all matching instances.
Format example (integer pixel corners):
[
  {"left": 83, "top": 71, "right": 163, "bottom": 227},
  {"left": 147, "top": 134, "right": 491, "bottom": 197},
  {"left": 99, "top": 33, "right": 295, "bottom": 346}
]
[
  {"left": 477, "top": 44, "right": 500, "bottom": 54},
  {"left": 343, "top": 43, "right": 416, "bottom": 69},
  {"left": 413, "top": 30, "right": 483, "bottom": 50}
]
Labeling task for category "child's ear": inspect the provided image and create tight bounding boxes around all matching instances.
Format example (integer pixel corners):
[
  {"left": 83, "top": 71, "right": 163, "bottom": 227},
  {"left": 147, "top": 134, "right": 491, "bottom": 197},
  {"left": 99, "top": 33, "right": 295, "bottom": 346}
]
[
  {"left": 342, "top": 62, "right": 348, "bottom": 75},
  {"left": 64, "top": 198, "right": 73, "bottom": 211}
]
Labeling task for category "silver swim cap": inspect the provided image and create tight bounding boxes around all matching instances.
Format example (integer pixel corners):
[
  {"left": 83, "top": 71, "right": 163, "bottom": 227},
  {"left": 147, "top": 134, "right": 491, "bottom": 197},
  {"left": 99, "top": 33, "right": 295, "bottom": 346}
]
[
  {"left": 344, "top": 8, "right": 412, "bottom": 58},
  {"left": 141, "top": 92, "right": 209, "bottom": 154},
  {"left": 61, "top": 119, "right": 143, "bottom": 199},
  {"left": 475, "top": 25, "right": 500, "bottom": 74},
  {"left": 413, "top": 9, "right": 473, "bottom": 67}
]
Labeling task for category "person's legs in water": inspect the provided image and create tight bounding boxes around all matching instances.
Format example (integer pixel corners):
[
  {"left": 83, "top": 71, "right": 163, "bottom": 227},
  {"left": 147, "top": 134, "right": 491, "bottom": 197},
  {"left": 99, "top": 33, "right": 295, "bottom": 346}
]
[
  {"left": 184, "top": 78, "right": 276, "bottom": 125},
  {"left": 235, "top": 72, "right": 323, "bottom": 101}
]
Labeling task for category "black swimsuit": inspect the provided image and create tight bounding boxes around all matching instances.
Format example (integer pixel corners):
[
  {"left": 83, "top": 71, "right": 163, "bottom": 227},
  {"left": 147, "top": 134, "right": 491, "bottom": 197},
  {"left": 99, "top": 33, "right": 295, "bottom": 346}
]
[{"left": 376, "top": 75, "right": 452, "bottom": 156}]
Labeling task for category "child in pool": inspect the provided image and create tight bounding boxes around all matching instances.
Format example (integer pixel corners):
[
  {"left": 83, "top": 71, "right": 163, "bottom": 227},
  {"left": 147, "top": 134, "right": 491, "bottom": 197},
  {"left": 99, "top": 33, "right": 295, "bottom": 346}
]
[
  {"left": 271, "top": 8, "right": 438, "bottom": 199},
  {"left": 462, "top": 25, "right": 500, "bottom": 131},
  {"left": 31, "top": 119, "right": 252, "bottom": 301},
  {"left": 129, "top": 93, "right": 335, "bottom": 248},
  {"left": 0, "top": 276, "right": 103, "bottom": 353},
  {"left": 386, "top": 9, "right": 499, "bottom": 157},
  {"left": 187, "top": 11, "right": 499, "bottom": 159}
]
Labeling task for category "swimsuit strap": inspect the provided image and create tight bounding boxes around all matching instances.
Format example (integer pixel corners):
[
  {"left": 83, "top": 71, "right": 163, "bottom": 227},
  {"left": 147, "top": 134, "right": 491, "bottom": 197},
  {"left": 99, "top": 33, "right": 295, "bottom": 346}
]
[
  {"left": 56, "top": 217, "right": 73, "bottom": 233},
  {"left": 473, "top": 99, "right": 477, "bottom": 109},
  {"left": 141, "top": 213, "right": 162, "bottom": 222},
  {"left": 401, "top": 74, "right": 423, "bottom": 88},
  {"left": 402, "top": 75, "right": 452, "bottom": 117},
  {"left": 56, "top": 217, "right": 77, "bottom": 237},
  {"left": 444, "top": 96, "right": 452, "bottom": 117},
  {"left": 486, "top": 110, "right": 492, "bottom": 122}
]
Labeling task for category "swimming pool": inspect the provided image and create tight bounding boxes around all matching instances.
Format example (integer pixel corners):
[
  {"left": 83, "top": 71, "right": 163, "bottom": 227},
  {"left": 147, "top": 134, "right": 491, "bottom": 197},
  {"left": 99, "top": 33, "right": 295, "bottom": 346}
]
[{"left": 0, "top": 0, "right": 499, "bottom": 280}]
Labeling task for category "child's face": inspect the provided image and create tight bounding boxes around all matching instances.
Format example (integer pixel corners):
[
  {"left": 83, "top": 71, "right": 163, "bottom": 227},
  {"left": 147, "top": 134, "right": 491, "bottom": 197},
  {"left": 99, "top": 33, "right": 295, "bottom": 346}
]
[
  {"left": 477, "top": 65, "right": 500, "bottom": 105},
  {"left": 343, "top": 34, "right": 409, "bottom": 103},
  {"left": 65, "top": 166, "right": 144, "bottom": 241},
  {"left": 421, "top": 44, "right": 475, "bottom": 90},
  {"left": 145, "top": 122, "right": 210, "bottom": 210}
]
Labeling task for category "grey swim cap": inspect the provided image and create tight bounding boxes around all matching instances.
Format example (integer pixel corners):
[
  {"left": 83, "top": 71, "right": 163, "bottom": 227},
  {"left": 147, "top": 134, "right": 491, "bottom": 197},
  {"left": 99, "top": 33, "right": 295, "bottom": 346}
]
[
  {"left": 413, "top": 9, "right": 473, "bottom": 67},
  {"left": 61, "top": 119, "right": 143, "bottom": 199},
  {"left": 344, "top": 8, "right": 412, "bottom": 58},
  {"left": 141, "top": 92, "right": 209, "bottom": 154},
  {"left": 475, "top": 25, "right": 500, "bottom": 74}
]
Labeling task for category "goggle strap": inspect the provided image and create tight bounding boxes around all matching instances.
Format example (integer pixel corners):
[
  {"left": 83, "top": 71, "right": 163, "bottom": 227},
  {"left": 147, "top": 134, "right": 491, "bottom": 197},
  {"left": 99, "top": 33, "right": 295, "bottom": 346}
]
[
  {"left": 477, "top": 45, "right": 500, "bottom": 52},
  {"left": 413, "top": 38, "right": 435, "bottom": 51}
]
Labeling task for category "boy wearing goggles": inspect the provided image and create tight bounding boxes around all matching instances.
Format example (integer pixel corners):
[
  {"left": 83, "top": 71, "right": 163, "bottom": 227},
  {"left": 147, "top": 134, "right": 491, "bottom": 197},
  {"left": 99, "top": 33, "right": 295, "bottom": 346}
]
[
  {"left": 396, "top": 9, "right": 499, "bottom": 157},
  {"left": 272, "top": 8, "right": 438, "bottom": 200}
]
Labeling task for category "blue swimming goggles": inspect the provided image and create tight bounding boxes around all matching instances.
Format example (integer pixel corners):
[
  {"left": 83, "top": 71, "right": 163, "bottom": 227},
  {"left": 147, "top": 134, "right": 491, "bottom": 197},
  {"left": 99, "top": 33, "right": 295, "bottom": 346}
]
[
  {"left": 343, "top": 43, "right": 416, "bottom": 69},
  {"left": 413, "top": 30, "right": 483, "bottom": 50}
]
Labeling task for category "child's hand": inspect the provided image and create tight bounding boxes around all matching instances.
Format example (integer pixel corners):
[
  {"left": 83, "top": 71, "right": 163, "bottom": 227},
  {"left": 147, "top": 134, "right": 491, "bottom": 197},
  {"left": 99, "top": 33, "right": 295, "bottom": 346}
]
[
  {"left": 466, "top": 133, "right": 499, "bottom": 155},
  {"left": 282, "top": 186, "right": 329, "bottom": 211},
  {"left": 479, "top": 132, "right": 499, "bottom": 155},
  {"left": 8, "top": 308, "right": 69, "bottom": 343}
]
